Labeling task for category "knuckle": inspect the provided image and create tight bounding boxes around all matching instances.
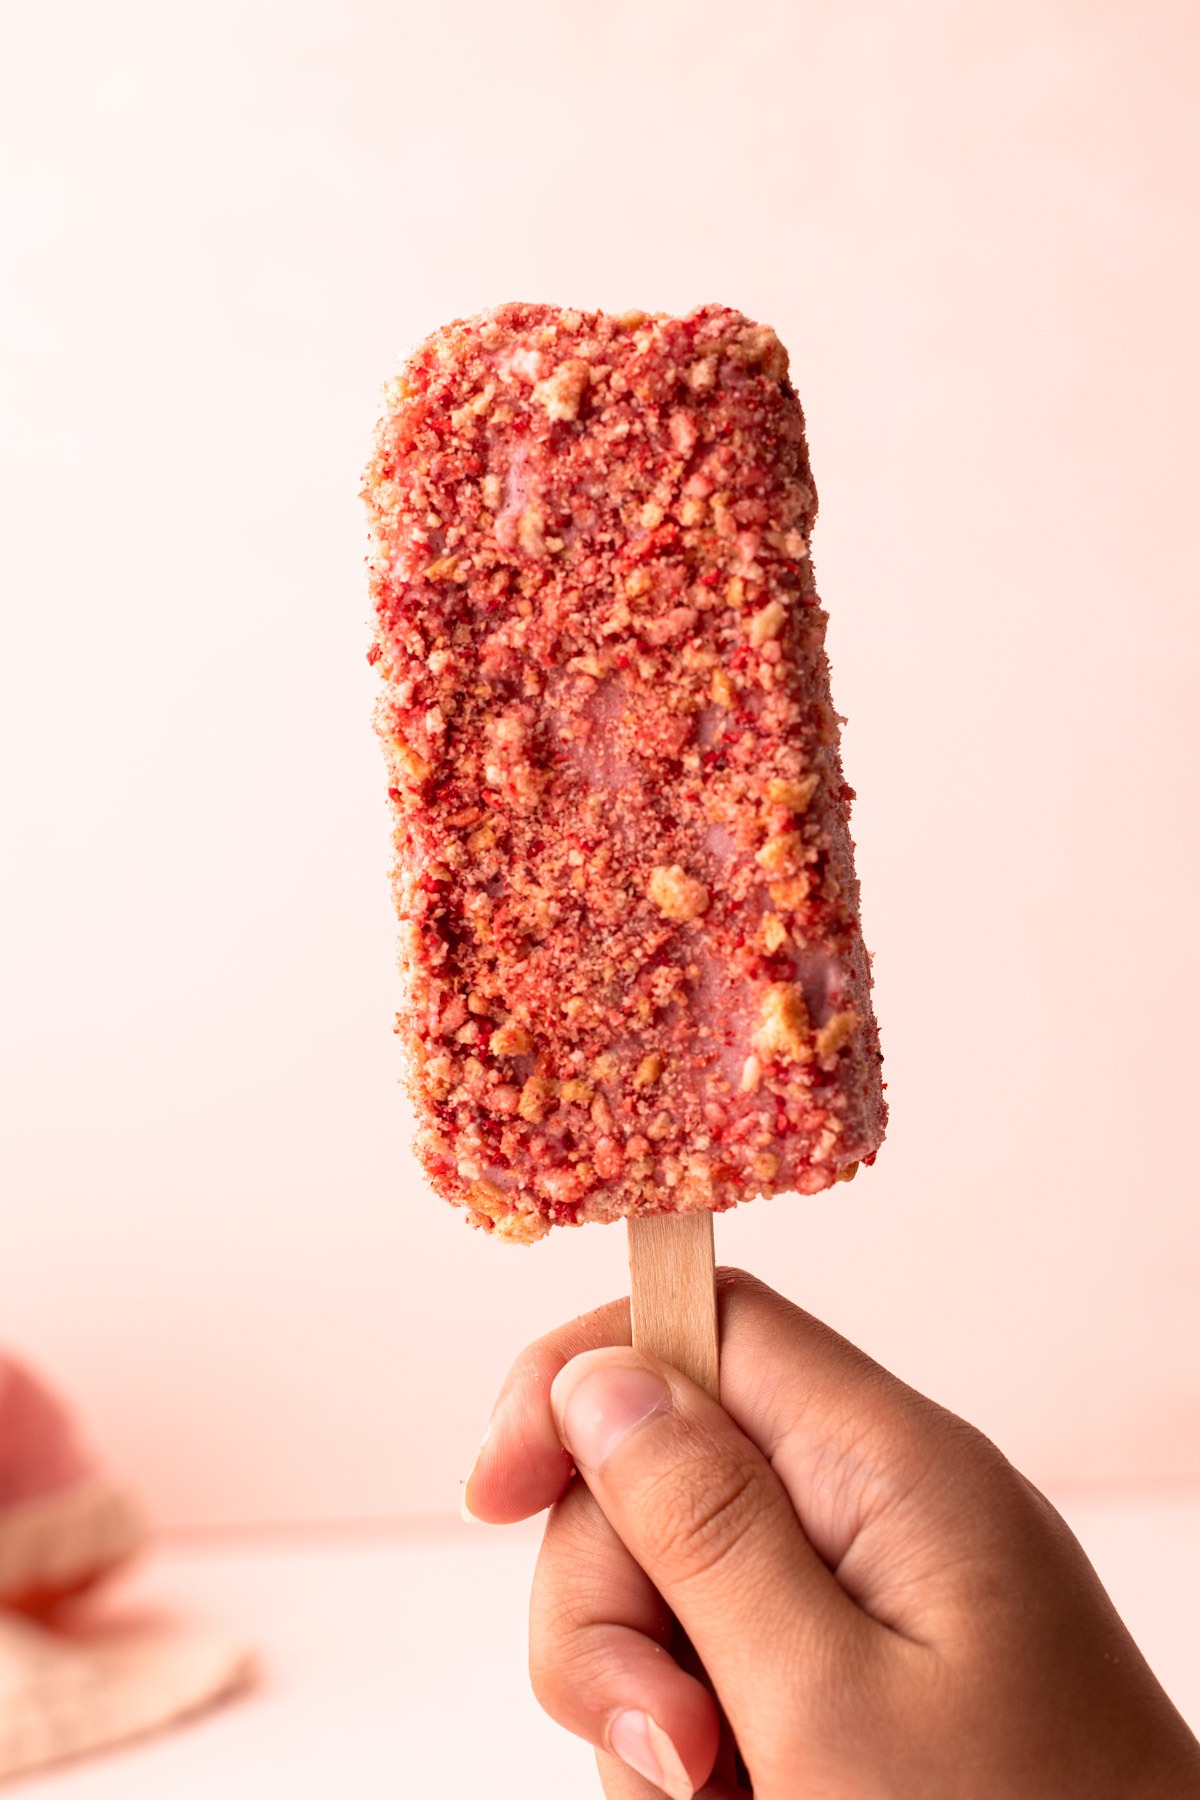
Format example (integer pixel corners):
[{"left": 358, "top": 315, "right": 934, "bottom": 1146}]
[
  {"left": 714, "top": 1265, "right": 772, "bottom": 1315},
  {"left": 642, "top": 1448, "right": 778, "bottom": 1586},
  {"left": 495, "top": 1340, "right": 547, "bottom": 1413},
  {"left": 856, "top": 1390, "right": 984, "bottom": 1505},
  {"left": 528, "top": 1651, "right": 568, "bottom": 1718},
  {"left": 528, "top": 1620, "right": 608, "bottom": 1719},
  {"left": 907, "top": 1405, "right": 1007, "bottom": 1497}
]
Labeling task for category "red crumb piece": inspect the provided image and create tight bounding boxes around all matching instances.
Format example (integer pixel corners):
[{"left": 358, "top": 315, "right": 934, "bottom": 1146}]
[{"left": 363, "top": 303, "right": 885, "bottom": 1243}]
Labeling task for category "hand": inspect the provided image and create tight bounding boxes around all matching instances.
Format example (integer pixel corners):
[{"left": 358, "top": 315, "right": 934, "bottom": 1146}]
[{"left": 465, "top": 1269, "right": 1200, "bottom": 1799}]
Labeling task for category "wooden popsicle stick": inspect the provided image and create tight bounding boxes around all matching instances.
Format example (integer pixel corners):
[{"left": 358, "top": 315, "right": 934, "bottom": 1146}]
[{"left": 627, "top": 1210, "right": 719, "bottom": 1401}]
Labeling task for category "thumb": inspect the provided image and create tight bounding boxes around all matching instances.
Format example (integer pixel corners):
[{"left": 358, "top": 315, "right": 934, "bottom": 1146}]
[{"left": 549, "top": 1345, "right": 868, "bottom": 1762}]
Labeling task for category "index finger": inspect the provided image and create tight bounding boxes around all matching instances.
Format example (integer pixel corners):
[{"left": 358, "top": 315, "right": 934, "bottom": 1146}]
[{"left": 464, "top": 1293, "right": 632, "bottom": 1523}]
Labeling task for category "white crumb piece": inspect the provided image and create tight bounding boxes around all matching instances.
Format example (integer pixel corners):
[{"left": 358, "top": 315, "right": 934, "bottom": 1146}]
[{"left": 532, "top": 359, "right": 589, "bottom": 422}]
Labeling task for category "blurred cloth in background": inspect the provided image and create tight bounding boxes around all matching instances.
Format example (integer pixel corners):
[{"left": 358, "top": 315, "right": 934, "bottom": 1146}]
[{"left": 0, "top": 1356, "right": 249, "bottom": 1781}]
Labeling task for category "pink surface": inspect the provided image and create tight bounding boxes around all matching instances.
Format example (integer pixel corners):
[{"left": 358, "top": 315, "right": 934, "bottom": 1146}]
[
  {"left": 1, "top": 0, "right": 1198, "bottom": 1530},
  {"left": 3, "top": 1499, "right": 1198, "bottom": 1798}
]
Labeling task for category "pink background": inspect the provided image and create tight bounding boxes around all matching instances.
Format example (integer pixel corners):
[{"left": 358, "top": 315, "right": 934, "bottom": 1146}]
[{"left": 3, "top": 0, "right": 1199, "bottom": 1536}]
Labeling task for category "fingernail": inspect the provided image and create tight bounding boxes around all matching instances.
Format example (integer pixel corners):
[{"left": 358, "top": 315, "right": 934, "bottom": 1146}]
[
  {"left": 552, "top": 1356, "right": 670, "bottom": 1470},
  {"left": 610, "top": 1709, "right": 693, "bottom": 1800}
]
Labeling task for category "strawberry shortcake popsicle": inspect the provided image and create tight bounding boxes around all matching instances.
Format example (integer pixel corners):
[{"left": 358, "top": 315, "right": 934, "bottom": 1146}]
[{"left": 364, "top": 303, "right": 885, "bottom": 1242}]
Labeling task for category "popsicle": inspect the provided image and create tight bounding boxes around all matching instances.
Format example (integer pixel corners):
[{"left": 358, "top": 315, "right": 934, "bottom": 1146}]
[{"left": 364, "top": 303, "right": 885, "bottom": 1378}]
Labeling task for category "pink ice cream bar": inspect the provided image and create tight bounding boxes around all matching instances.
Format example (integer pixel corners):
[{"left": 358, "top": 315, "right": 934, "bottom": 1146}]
[{"left": 364, "top": 303, "right": 885, "bottom": 1242}]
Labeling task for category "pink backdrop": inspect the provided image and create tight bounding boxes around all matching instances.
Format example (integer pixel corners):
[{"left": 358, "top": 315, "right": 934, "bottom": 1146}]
[{"left": 3, "top": 0, "right": 1198, "bottom": 1530}]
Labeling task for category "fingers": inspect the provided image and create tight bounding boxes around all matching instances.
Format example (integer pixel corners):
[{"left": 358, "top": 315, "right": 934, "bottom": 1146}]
[
  {"left": 703, "top": 1271, "right": 965, "bottom": 1570},
  {"left": 468, "top": 1269, "right": 977, "bottom": 1580},
  {"left": 464, "top": 1296, "right": 631, "bottom": 1524},
  {"left": 468, "top": 1266, "right": 994, "bottom": 1654},
  {"left": 594, "top": 1747, "right": 742, "bottom": 1800},
  {"left": 529, "top": 1478, "right": 721, "bottom": 1799},
  {"left": 549, "top": 1344, "right": 866, "bottom": 1753}
]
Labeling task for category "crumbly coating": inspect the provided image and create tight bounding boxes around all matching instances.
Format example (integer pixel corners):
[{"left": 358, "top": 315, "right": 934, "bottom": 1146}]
[{"left": 364, "top": 303, "right": 885, "bottom": 1242}]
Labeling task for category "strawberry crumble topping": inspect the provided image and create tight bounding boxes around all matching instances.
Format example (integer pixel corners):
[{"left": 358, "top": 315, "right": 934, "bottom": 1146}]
[{"left": 364, "top": 303, "right": 885, "bottom": 1243}]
